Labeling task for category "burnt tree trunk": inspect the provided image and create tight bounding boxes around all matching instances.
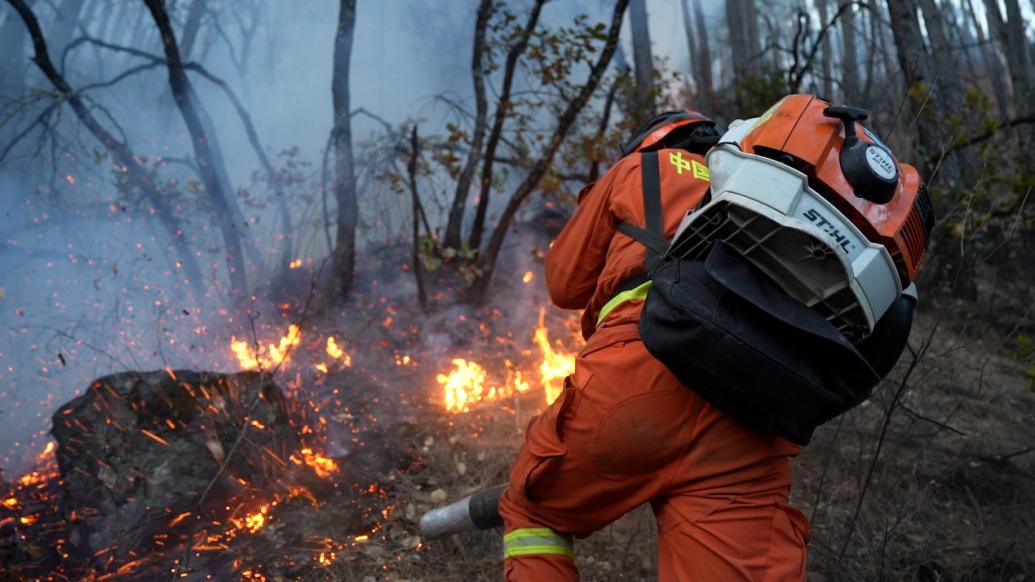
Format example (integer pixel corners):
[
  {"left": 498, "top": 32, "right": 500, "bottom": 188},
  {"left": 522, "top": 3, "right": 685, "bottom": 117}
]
[
  {"left": 326, "top": 0, "right": 358, "bottom": 302},
  {"left": 145, "top": 0, "right": 256, "bottom": 294}
]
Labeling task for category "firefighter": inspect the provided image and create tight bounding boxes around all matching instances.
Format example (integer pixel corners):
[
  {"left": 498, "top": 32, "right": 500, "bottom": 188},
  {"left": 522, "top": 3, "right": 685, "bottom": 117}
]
[{"left": 497, "top": 111, "right": 810, "bottom": 580}]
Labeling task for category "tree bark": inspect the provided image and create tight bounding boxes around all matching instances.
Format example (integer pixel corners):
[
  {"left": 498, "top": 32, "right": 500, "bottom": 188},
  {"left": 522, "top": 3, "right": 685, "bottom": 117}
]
[
  {"left": 327, "top": 0, "right": 358, "bottom": 302},
  {"left": 690, "top": 0, "right": 715, "bottom": 111},
  {"left": 179, "top": 0, "right": 206, "bottom": 60},
  {"left": 408, "top": 126, "right": 428, "bottom": 312},
  {"left": 1002, "top": 0, "right": 1033, "bottom": 125},
  {"left": 468, "top": 0, "right": 544, "bottom": 251},
  {"left": 144, "top": 0, "right": 253, "bottom": 294},
  {"left": 468, "top": 0, "right": 630, "bottom": 304},
  {"left": 48, "top": 0, "right": 84, "bottom": 68},
  {"left": 5, "top": 0, "right": 205, "bottom": 301},
  {"left": 443, "top": 0, "right": 492, "bottom": 250},
  {"left": 816, "top": 0, "right": 834, "bottom": 99},
  {"left": 0, "top": 0, "right": 32, "bottom": 94},
  {"left": 629, "top": 0, "right": 654, "bottom": 123},
  {"left": 917, "top": 0, "right": 965, "bottom": 115},
  {"left": 966, "top": 0, "right": 1011, "bottom": 126},
  {"left": 839, "top": 0, "right": 859, "bottom": 101},
  {"left": 886, "top": 0, "right": 948, "bottom": 170}
]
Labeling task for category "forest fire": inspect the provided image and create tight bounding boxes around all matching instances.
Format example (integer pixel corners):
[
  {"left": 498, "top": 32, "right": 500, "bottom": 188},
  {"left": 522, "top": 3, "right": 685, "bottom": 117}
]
[
  {"left": 438, "top": 310, "right": 579, "bottom": 412},
  {"left": 230, "top": 324, "right": 302, "bottom": 370}
]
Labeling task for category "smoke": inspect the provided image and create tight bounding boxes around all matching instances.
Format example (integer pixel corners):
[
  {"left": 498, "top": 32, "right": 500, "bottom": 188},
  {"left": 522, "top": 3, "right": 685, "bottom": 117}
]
[{"left": 0, "top": 0, "right": 694, "bottom": 473}]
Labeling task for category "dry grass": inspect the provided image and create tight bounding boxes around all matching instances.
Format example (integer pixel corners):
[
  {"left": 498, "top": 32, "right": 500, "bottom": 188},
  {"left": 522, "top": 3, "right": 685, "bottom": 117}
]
[{"left": 324, "top": 312, "right": 1035, "bottom": 581}]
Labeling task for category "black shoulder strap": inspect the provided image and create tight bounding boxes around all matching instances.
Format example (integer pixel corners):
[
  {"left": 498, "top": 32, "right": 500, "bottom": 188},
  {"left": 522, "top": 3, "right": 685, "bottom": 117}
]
[{"left": 616, "top": 150, "right": 668, "bottom": 269}]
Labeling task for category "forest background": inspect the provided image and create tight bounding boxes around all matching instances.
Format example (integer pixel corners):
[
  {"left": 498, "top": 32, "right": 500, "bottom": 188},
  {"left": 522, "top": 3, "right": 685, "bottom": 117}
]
[{"left": 1, "top": 0, "right": 1034, "bottom": 580}]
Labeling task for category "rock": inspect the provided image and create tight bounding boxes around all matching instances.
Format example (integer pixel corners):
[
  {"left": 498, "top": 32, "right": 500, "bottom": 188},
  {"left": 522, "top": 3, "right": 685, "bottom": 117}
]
[
  {"left": 50, "top": 370, "right": 299, "bottom": 570},
  {"left": 429, "top": 488, "right": 447, "bottom": 503}
]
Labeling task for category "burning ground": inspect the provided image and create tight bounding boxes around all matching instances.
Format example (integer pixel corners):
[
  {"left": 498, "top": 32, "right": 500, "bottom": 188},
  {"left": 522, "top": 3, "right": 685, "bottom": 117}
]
[
  {"left": 0, "top": 246, "right": 585, "bottom": 580},
  {"left": 3, "top": 265, "right": 1035, "bottom": 582}
]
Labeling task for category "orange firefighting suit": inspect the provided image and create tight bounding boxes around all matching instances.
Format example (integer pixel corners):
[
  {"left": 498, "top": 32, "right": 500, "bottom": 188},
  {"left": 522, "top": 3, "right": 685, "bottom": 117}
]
[{"left": 498, "top": 149, "right": 810, "bottom": 580}]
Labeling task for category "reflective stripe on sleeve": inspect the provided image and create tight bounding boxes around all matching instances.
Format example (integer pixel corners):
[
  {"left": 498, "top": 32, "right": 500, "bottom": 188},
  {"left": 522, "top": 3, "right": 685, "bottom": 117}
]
[
  {"left": 502, "top": 527, "right": 575, "bottom": 559},
  {"left": 596, "top": 280, "right": 653, "bottom": 325}
]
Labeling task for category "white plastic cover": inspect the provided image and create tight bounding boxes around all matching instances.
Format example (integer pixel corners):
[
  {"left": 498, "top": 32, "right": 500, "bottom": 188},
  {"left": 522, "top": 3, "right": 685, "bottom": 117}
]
[{"left": 670, "top": 144, "right": 902, "bottom": 340}]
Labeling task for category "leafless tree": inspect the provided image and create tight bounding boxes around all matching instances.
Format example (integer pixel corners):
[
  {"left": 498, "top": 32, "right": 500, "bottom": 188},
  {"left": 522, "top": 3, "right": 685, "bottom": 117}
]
[
  {"left": 325, "top": 0, "right": 358, "bottom": 302},
  {"left": 144, "top": 0, "right": 259, "bottom": 294},
  {"left": 4, "top": 0, "right": 206, "bottom": 301}
]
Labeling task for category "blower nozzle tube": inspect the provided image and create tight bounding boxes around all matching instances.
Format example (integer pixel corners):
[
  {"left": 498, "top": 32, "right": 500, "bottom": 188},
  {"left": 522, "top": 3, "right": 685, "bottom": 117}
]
[{"left": 419, "top": 484, "right": 506, "bottom": 539}]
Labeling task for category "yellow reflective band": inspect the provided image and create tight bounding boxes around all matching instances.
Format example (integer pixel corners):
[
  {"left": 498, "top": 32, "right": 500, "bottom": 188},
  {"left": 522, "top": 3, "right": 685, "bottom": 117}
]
[
  {"left": 503, "top": 528, "right": 575, "bottom": 560},
  {"left": 596, "top": 280, "right": 652, "bottom": 325}
]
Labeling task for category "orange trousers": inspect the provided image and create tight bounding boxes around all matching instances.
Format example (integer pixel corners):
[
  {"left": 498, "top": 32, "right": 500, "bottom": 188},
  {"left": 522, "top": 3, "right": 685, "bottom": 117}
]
[{"left": 499, "top": 310, "right": 810, "bottom": 580}]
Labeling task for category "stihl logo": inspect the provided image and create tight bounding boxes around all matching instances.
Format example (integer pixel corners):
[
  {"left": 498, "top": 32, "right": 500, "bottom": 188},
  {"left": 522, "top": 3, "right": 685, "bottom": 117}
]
[{"left": 802, "top": 209, "right": 856, "bottom": 254}]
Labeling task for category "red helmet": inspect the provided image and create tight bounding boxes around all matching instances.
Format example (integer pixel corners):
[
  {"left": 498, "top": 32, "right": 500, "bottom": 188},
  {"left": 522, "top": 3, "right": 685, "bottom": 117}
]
[{"left": 621, "top": 109, "right": 720, "bottom": 155}]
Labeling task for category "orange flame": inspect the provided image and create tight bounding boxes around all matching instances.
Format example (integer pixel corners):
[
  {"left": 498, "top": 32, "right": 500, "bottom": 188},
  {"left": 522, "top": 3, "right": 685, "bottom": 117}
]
[
  {"left": 230, "top": 324, "right": 301, "bottom": 370},
  {"left": 290, "top": 448, "right": 339, "bottom": 478},
  {"left": 533, "top": 309, "right": 575, "bottom": 405},
  {"left": 437, "top": 358, "right": 532, "bottom": 412},
  {"left": 325, "top": 337, "right": 351, "bottom": 367},
  {"left": 438, "top": 358, "right": 488, "bottom": 412}
]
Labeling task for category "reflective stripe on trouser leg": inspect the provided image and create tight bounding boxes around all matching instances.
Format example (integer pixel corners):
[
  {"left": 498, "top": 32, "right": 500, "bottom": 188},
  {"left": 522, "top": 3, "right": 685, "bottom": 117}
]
[{"left": 503, "top": 528, "right": 575, "bottom": 559}]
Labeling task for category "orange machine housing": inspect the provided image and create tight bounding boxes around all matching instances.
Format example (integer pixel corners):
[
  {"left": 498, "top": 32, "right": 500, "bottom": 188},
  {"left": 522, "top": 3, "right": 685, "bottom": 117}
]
[{"left": 737, "top": 94, "right": 933, "bottom": 285}]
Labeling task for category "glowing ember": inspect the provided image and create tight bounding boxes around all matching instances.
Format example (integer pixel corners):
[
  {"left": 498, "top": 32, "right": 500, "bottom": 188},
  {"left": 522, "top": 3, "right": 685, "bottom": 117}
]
[
  {"left": 291, "top": 448, "right": 339, "bottom": 478},
  {"left": 231, "top": 504, "right": 270, "bottom": 534},
  {"left": 3, "top": 497, "right": 18, "bottom": 509},
  {"left": 317, "top": 551, "right": 336, "bottom": 566},
  {"left": 288, "top": 258, "right": 303, "bottom": 269},
  {"left": 523, "top": 271, "right": 534, "bottom": 284},
  {"left": 534, "top": 308, "right": 575, "bottom": 405},
  {"left": 325, "top": 337, "right": 352, "bottom": 367},
  {"left": 230, "top": 324, "right": 301, "bottom": 370}
]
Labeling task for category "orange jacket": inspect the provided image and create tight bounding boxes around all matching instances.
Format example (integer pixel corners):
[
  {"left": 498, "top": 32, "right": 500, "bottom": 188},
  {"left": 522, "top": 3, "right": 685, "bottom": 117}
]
[{"left": 545, "top": 149, "right": 711, "bottom": 338}]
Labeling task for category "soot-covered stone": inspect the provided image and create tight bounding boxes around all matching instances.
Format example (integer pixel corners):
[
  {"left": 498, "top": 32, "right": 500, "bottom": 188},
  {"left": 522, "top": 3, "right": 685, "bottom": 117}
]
[{"left": 50, "top": 370, "right": 298, "bottom": 564}]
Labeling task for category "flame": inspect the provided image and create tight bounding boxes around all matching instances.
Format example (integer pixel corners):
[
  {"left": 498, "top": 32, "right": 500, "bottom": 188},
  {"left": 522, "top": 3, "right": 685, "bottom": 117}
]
[
  {"left": 438, "top": 357, "right": 533, "bottom": 412},
  {"left": 325, "top": 337, "right": 351, "bottom": 367},
  {"left": 290, "top": 448, "right": 339, "bottom": 478},
  {"left": 533, "top": 309, "right": 574, "bottom": 405},
  {"left": 438, "top": 358, "right": 487, "bottom": 412},
  {"left": 230, "top": 324, "right": 301, "bottom": 370}
]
